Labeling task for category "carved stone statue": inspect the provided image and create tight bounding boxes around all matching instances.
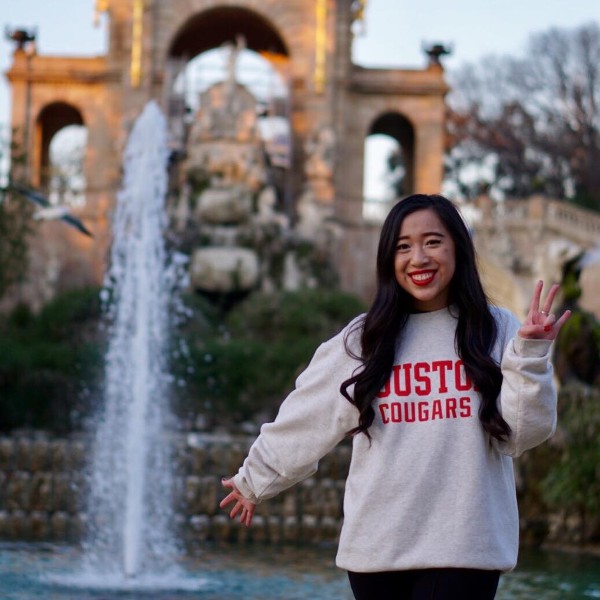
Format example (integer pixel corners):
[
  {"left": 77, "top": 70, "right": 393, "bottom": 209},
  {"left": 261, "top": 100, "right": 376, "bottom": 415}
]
[
  {"left": 223, "top": 35, "right": 247, "bottom": 113},
  {"left": 305, "top": 125, "right": 336, "bottom": 180}
]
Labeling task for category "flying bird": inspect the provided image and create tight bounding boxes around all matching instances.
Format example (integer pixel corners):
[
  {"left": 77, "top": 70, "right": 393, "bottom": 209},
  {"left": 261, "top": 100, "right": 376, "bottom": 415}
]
[{"left": 8, "top": 183, "right": 94, "bottom": 238}]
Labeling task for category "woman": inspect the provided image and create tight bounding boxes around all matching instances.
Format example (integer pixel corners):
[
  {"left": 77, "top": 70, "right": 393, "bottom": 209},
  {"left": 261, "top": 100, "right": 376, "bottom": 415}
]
[{"left": 220, "top": 194, "right": 570, "bottom": 599}]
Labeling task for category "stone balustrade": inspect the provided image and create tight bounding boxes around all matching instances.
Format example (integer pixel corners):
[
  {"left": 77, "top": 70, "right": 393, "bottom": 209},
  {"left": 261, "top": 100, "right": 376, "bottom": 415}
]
[
  {"left": 476, "top": 194, "right": 600, "bottom": 248},
  {"left": 0, "top": 433, "right": 352, "bottom": 546},
  {"left": 546, "top": 200, "right": 600, "bottom": 246}
]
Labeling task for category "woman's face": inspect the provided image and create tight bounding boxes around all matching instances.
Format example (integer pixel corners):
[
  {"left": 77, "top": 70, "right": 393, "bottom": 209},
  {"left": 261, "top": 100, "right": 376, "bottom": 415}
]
[{"left": 394, "top": 208, "right": 456, "bottom": 312}]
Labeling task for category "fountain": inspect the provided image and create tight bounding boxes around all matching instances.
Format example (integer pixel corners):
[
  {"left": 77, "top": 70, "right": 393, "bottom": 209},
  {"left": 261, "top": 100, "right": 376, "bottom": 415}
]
[{"left": 72, "top": 100, "right": 198, "bottom": 591}]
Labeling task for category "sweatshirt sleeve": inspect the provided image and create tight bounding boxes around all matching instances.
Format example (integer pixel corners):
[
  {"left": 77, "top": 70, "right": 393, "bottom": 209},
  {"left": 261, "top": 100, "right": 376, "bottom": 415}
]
[
  {"left": 232, "top": 322, "right": 362, "bottom": 503},
  {"left": 493, "top": 309, "right": 558, "bottom": 457}
]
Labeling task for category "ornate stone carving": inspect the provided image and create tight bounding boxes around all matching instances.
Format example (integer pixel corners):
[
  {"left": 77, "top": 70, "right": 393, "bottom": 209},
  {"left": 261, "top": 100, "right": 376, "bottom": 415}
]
[{"left": 190, "top": 247, "right": 260, "bottom": 293}]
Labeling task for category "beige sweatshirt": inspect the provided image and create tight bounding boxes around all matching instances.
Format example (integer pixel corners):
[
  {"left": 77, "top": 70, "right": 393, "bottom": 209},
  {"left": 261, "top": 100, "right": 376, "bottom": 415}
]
[{"left": 233, "top": 305, "right": 557, "bottom": 573}]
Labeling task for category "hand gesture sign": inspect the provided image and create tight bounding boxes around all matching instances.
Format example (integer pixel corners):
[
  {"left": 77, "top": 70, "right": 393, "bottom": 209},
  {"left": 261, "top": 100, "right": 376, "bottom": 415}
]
[
  {"left": 219, "top": 477, "right": 256, "bottom": 527},
  {"left": 518, "top": 280, "right": 571, "bottom": 341}
]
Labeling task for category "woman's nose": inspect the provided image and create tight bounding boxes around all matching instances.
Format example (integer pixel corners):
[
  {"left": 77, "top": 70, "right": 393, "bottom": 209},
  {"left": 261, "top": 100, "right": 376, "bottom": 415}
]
[{"left": 411, "top": 245, "right": 430, "bottom": 264}]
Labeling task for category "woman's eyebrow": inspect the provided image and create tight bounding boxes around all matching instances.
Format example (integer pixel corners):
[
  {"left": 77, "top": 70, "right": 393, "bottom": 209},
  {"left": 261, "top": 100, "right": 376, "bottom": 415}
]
[{"left": 397, "top": 231, "right": 446, "bottom": 240}]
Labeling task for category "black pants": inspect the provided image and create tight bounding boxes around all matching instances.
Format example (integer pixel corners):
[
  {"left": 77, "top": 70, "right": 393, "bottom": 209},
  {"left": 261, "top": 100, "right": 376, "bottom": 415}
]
[{"left": 348, "top": 568, "right": 500, "bottom": 600}]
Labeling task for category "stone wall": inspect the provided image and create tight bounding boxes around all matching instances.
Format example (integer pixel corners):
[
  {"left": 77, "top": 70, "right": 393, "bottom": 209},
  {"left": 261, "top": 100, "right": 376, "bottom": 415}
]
[
  {"left": 0, "top": 433, "right": 352, "bottom": 547},
  {"left": 0, "top": 436, "right": 87, "bottom": 541},
  {"left": 2, "top": 432, "right": 592, "bottom": 549}
]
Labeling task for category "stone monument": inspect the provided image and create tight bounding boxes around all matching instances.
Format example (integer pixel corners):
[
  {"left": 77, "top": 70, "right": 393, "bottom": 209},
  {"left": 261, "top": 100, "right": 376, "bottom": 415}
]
[{"left": 5, "top": 0, "right": 449, "bottom": 306}]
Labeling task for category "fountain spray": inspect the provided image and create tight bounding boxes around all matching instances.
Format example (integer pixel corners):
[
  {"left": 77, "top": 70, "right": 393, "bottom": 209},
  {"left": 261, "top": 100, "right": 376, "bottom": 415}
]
[{"left": 83, "top": 100, "right": 180, "bottom": 579}]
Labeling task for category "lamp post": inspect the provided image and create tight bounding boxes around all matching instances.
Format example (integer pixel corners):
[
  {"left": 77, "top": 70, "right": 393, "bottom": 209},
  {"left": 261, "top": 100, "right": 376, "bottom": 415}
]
[
  {"left": 5, "top": 27, "right": 36, "bottom": 50},
  {"left": 5, "top": 27, "right": 37, "bottom": 182},
  {"left": 423, "top": 43, "right": 453, "bottom": 67}
]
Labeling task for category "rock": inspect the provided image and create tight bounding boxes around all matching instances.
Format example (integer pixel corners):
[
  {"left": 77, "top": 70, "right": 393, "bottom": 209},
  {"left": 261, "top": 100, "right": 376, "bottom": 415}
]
[
  {"left": 8, "top": 510, "right": 28, "bottom": 539},
  {"left": 320, "top": 516, "right": 341, "bottom": 542},
  {"left": 190, "top": 247, "right": 259, "bottom": 292},
  {"left": 30, "top": 511, "right": 50, "bottom": 539},
  {"left": 283, "top": 516, "right": 298, "bottom": 543},
  {"left": 189, "top": 514, "right": 210, "bottom": 541},
  {"left": 51, "top": 440, "right": 68, "bottom": 471},
  {"left": 29, "top": 473, "right": 52, "bottom": 511},
  {"left": 188, "top": 445, "right": 206, "bottom": 474},
  {"left": 282, "top": 252, "right": 303, "bottom": 291},
  {"left": 30, "top": 439, "right": 51, "bottom": 471},
  {"left": 267, "top": 515, "right": 282, "bottom": 544},
  {"left": 195, "top": 186, "right": 252, "bottom": 225},
  {"left": 246, "top": 514, "right": 265, "bottom": 543},
  {"left": 53, "top": 474, "right": 74, "bottom": 512},
  {"left": 7, "top": 472, "right": 30, "bottom": 510},
  {"left": 50, "top": 512, "right": 69, "bottom": 540},
  {"left": 211, "top": 514, "right": 230, "bottom": 542},
  {"left": 301, "top": 514, "right": 320, "bottom": 544},
  {"left": 0, "top": 439, "right": 14, "bottom": 470},
  {"left": 199, "top": 476, "right": 218, "bottom": 515},
  {"left": 185, "top": 476, "right": 202, "bottom": 514}
]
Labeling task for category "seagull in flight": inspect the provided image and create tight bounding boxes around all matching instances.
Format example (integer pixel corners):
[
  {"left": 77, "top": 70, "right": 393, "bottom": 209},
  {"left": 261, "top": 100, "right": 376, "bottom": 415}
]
[{"left": 8, "top": 183, "right": 94, "bottom": 238}]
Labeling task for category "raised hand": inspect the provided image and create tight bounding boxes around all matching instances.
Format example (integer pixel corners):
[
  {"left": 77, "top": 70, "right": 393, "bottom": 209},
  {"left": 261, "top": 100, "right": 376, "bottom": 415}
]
[
  {"left": 518, "top": 280, "right": 571, "bottom": 341},
  {"left": 219, "top": 477, "right": 256, "bottom": 527}
]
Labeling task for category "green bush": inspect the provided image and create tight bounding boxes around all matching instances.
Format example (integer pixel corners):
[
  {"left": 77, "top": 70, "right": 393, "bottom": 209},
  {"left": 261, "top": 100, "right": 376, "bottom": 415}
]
[
  {"left": 177, "top": 288, "right": 366, "bottom": 426},
  {"left": 541, "top": 383, "right": 600, "bottom": 541},
  {"left": 0, "top": 286, "right": 366, "bottom": 433},
  {"left": 0, "top": 287, "right": 103, "bottom": 433}
]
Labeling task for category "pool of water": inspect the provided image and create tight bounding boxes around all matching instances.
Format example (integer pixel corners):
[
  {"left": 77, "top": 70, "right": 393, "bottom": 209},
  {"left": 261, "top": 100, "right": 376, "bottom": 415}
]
[{"left": 0, "top": 542, "right": 598, "bottom": 599}]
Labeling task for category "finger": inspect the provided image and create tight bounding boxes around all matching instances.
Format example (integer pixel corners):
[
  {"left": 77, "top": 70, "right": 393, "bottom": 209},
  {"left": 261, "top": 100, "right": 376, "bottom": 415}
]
[
  {"left": 517, "top": 324, "right": 542, "bottom": 339},
  {"left": 221, "top": 477, "right": 233, "bottom": 490},
  {"left": 529, "top": 280, "right": 544, "bottom": 315},
  {"left": 541, "top": 283, "right": 560, "bottom": 314},
  {"left": 230, "top": 501, "right": 242, "bottom": 519},
  {"left": 219, "top": 492, "right": 236, "bottom": 508},
  {"left": 553, "top": 310, "right": 571, "bottom": 332},
  {"left": 244, "top": 506, "right": 255, "bottom": 527},
  {"left": 542, "top": 313, "right": 556, "bottom": 331}
]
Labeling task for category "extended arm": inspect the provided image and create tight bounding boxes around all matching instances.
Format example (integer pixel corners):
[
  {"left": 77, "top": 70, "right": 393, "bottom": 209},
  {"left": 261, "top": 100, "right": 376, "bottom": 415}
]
[
  {"left": 220, "top": 324, "right": 361, "bottom": 524},
  {"left": 496, "top": 281, "right": 570, "bottom": 456}
]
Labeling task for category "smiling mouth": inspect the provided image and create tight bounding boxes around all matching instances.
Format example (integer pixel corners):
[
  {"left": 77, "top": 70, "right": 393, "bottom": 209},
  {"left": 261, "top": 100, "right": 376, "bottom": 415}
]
[{"left": 409, "top": 271, "right": 436, "bottom": 286}]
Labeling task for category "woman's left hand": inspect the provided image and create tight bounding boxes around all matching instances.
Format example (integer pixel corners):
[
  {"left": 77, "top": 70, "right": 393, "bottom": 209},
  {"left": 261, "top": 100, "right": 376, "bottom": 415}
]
[{"left": 518, "top": 280, "right": 571, "bottom": 341}]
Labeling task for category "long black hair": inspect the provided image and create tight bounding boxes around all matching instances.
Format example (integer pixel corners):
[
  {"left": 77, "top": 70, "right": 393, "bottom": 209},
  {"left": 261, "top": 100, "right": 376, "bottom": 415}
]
[{"left": 341, "top": 194, "right": 511, "bottom": 441}]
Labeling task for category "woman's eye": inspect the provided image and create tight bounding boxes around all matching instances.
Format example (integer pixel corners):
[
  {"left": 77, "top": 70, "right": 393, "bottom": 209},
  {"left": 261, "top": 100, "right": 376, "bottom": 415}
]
[
  {"left": 396, "top": 243, "right": 410, "bottom": 252},
  {"left": 425, "top": 238, "right": 441, "bottom": 247}
]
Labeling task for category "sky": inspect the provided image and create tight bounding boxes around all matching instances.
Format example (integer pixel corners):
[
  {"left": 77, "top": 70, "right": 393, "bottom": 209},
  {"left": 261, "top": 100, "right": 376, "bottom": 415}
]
[{"left": 1, "top": 0, "right": 599, "bottom": 193}]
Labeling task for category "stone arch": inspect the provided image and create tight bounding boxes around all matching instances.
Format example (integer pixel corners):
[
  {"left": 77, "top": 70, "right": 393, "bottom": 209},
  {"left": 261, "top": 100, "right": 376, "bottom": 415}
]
[
  {"left": 33, "top": 102, "right": 84, "bottom": 189},
  {"left": 167, "top": 6, "right": 289, "bottom": 60},
  {"left": 334, "top": 75, "right": 447, "bottom": 228},
  {"left": 368, "top": 112, "right": 416, "bottom": 196},
  {"left": 164, "top": 6, "right": 291, "bottom": 114},
  {"left": 163, "top": 5, "right": 295, "bottom": 212},
  {"left": 5, "top": 1, "right": 449, "bottom": 308}
]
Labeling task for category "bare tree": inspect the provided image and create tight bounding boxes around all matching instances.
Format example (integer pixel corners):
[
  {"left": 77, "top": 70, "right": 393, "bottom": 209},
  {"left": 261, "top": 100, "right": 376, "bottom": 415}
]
[{"left": 446, "top": 22, "right": 600, "bottom": 210}]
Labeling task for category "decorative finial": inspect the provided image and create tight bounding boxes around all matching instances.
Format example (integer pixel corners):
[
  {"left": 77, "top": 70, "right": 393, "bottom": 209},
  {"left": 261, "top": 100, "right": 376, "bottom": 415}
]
[
  {"left": 423, "top": 42, "right": 453, "bottom": 67},
  {"left": 5, "top": 27, "right": 37, "bottom": 51}
]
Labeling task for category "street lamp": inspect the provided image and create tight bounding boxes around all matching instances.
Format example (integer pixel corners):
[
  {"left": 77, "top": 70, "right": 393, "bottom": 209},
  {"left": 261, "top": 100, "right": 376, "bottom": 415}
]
[
  {"left": 423, "top": 43, "right": 453, "bottom": 67},
  {"left": 5, "top": 27, "right": 38, "bottom": 181},
  {"left": 5, "top": 27, "right": 37, "bottom": 50}
]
